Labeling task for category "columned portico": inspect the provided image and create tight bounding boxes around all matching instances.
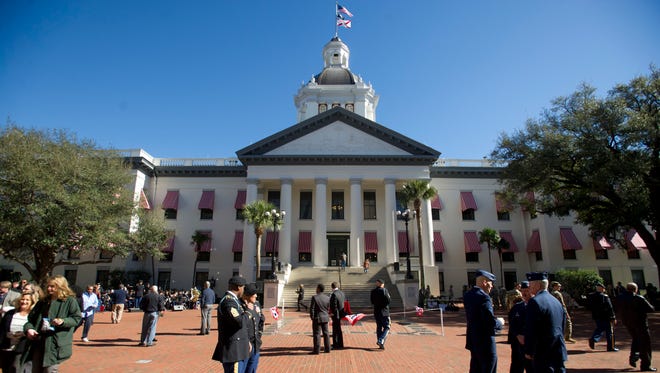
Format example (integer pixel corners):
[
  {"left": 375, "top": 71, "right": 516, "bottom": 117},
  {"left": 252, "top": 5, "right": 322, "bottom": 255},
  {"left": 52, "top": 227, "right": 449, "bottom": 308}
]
[
  {"left": 313, "top": 178, "right": 328, "bottom": 267},
  {"left": 280, "top": 178, "right": 293, "bottom": 265},
  {"left": 349, "top": 178, "right": 363, "bottom": 267},
  {"left": 384, "top": 178, "right": 397, "bottom": 264}
]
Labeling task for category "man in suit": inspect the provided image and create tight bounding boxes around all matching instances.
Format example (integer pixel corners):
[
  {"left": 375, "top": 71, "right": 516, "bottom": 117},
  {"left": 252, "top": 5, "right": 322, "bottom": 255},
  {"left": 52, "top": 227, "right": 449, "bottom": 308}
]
[
  {"left": 329, "top": 282, "right": 346, "bottom": 349},
  {"left": 199, "top": 281, "right": 216, "bottom": 335},
  {"left": 309, "top": 283, "right": 331, "bottom": 354},
  {"left": 616, "top": 282, "right": 656, "bottom": 372},
  {"left": 524, "top": 272, "right": 567, "bottom": 372},
  {"left": 212, "top": 275, "right": 250, "bottom": 373},
  {"left": 464, "top": 269, "right": 504, "bottom": 373},
  {"left": 370, "top": 279, "right": 391, "bottom": 350},
  {"left": 508, "top": 281, "right": 532, "bottom": 373},
  {"left": 588, "top": 282, "right": 618, "bottom": 351}
]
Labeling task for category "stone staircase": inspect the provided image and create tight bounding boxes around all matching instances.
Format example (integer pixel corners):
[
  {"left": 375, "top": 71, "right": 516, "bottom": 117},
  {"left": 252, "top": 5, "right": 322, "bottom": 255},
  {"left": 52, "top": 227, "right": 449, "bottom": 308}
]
[{"left": 281, "top": 265, "right": 403, "bottom": 312}]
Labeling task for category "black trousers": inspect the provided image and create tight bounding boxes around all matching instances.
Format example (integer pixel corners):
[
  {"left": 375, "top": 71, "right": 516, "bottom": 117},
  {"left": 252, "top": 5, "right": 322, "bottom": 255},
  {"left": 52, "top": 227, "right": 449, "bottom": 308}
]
[{"left": 331, "top": 317, "right": 343, "bottom": 348}]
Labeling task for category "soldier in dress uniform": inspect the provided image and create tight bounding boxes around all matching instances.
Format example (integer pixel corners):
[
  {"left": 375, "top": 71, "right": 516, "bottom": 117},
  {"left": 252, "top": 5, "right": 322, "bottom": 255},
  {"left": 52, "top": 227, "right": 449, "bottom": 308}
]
[
  {"left": 524, "top": 272, "right": 567, "bottom": 372},
  {"left": 212, "top": 275, "right": 251, "bottom": 373},
  {"left": 464, "top": 269, "right": 504, "bottom": 373},
  {"left": 508, "top": 281, "right": 533, "bottom": 373},
  {"left": 550, "top": 281, "right": 576, "bottom": 343}
]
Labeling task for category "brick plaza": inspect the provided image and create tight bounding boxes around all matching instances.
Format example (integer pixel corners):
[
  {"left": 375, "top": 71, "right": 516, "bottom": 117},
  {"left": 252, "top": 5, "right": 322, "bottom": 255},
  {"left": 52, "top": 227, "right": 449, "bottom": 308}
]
[{"left": 63, "top": 306, "right": 659, "bottom": 372}]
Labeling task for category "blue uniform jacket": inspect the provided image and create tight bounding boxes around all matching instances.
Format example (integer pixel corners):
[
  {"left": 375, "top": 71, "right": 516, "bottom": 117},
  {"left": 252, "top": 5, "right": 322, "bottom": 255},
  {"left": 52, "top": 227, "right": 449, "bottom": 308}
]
[
  {"left": 464, "top": 286, "right": 503, "bottom": 353},
  {"left": 524, "top": 289, "right": 567, "bottom": 364}
]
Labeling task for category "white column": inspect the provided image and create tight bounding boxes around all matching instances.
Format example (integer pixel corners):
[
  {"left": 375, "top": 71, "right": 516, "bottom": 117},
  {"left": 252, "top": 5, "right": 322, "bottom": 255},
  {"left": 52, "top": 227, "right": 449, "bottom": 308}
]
[
  {"left": 422, "top": 198, "right": 434, "bottom": 267},
  {"left": 313, "top": 178, "right": 328, "bottom": 267},
  {"left": 349, "top": 178, "right": 363, "bottom": 268},
  {"left": 384, "top": 178, "right": 397, "bottom": 265},
  {"left": 280, "top": 178, "right": 293, "bottom": 266},
  {"left": 242, "top": 178, "right": 259, "bottom": 278}
]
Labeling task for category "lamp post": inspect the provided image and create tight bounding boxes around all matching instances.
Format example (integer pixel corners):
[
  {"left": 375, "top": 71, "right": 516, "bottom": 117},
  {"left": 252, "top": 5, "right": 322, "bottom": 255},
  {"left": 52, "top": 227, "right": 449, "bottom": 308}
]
[
  {"left": 397, "top": 209, "right": 415, "bottom": 280},
  {"left": 265, "top": 209, "right": 285, "bottom": 280}
]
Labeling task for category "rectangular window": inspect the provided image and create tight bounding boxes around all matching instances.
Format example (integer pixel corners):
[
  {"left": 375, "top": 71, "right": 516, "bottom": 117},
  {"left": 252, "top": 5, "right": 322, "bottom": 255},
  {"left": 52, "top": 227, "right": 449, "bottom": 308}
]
[
  {"left": 502, "top": 252, "right": 515, "bottom": 262},
  {"left": 595, "top": 249, "right": 609, "bottom": 260},
  {"left": 599, "top": 269, "right": 613, "bottom": 288},
  {"left": 631, "top": 269, "right": 646, "bottom": 290},
  {"left": 196, "top": 251, "right": 210, "bottom": 262},
  {"left": 462, "top": 209, "right": 475, "bottom": 221},
  {"left": 268, "top": 190, "right": 281, "bottom": 210},
  {"left": 395, "top": 192, "right": 407, "bottom": 220},
  {"left": 432, "top": 209, "right": 440, "bottom": 221},
  {"left": 299, "top": 191, "right": 313, "bottom": 220},
  {"left": 497, "top": 211, "right": 510, "bottom": 221},
  {"left": 194, "top": 272, "right": 208, "bottom": 290},
  {"left": 100, "top": 250, "right": 114, "bottom": 260},
  {"left": 164, "top": 209, "right": 177, "bottom": 220},
  {"left": 200, "top": 209, "right": 213, "bottom": 220},
  {"left": 233, "top": 252, "right": 242, "bottom": 262},
  {"left": 157, "top": 271, "right": 171, "bottom": 291},
  {"left": 365, "top": 252, "right": 378, "bottom": 262},
  {"left": 331, "top": 191, "right": 344, "bottom": 220},
  {"left": 563, "top": 249, "right": 577, "bottom": 260},
  {"left": 96, "top": 269, "right": 110, "bottom": 288},
  {"left": 465, "top": 252, "right": 479, "bottom": 262},
  {"left": 504, "top": 271, "right": 518, "bottom": 290},
  {"left": 363, "top": 191, "right": 377, "bottom": 220},
  {"left": 236, "top": 209, "right": 244, "bottom": 220},
  {"left": 627, "top": 249, "right": 641, "bottom": 259},
  {"left": 434, "top": 252, "right": 443, "bottom": 263},
  {"left": 535, "top": 252, "right": 543, "bottom": 261},
  {"left": 64, "top": 269, "right": 77, "bottom": 286},
  {"left": 161, "top": 252, "right": 173, "bottom": 262},
  {"left": 298, "top": 253, "right": 311, "bottom": 262},
  {"left": 467, "top": 271, "right": 478, "bottom": 287},
  {"left": 438, "top": 271, "right": 445, "bottom": 292}
]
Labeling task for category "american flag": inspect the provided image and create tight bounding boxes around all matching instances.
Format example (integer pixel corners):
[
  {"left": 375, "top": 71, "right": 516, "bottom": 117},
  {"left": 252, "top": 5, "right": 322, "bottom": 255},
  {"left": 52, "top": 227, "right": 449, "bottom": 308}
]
[
  {"left": 337, "top": 4, "right": 353, "bottom": 17},
  {"left": 415, "top": 306, "right": 424, "bottom": 317},
  {"left": 343, "top": 313, "right": 365, "bottom": 326}
]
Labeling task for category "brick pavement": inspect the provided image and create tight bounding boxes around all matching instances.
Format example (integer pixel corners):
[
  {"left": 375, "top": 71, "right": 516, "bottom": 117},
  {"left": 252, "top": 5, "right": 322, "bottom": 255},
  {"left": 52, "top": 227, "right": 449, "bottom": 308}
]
[{"left": 62, "top": 306, "right": 659, "bottom": 372}]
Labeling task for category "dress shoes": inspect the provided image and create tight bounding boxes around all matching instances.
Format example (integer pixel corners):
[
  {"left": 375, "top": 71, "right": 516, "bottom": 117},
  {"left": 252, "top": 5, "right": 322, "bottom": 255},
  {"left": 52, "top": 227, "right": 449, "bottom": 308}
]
[
  {"left": 588, "top": 338, "right": 594, "bottom": 349},
  {"left": 607, "top": 347, "right": 620, "bottom": 352},
  {"left": 641, "top": 367, "right": 657, "bottom": 372}
]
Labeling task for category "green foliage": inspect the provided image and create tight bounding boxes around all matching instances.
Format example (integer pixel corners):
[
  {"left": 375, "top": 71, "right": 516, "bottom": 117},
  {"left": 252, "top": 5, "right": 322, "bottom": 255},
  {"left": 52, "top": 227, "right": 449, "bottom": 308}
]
[
  {"left": 399, "top": 180, "right": 438, "bottom": 288},
  {"left": 107, "top": 269, "right": 151, "bottom": 288},
  {"left": 491, "top": 67, "right": 660, "bottom": 283},
  {"left": 478, "top": 228, "right": 501, "bottom": 248},
  {"left": 242, "top": 200, "right": 277, "bottom": 281},
  {"left": 0, "top": 124, "right": 162, "bottom": 283},
  {"left": 129, "top": 209, "right": 168, "bottom": 261},
  {"left": 555, "top": 269, "right": 603, "bottom": 306}
]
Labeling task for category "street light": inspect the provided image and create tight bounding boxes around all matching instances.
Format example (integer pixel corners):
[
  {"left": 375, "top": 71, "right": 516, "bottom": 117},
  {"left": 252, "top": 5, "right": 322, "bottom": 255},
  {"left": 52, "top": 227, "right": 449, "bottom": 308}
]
[
  {"left": 397, "top": 209, "right": 415, "bottom": 280},
  {"left": 265, "top": 209, "right": 285, "bottom": 280}
]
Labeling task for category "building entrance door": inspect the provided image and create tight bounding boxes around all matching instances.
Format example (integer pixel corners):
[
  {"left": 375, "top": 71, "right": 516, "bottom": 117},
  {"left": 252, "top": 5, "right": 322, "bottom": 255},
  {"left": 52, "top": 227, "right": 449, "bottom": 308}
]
[{"left": 327, "top": 236, "right": 348, "bottom": 267}]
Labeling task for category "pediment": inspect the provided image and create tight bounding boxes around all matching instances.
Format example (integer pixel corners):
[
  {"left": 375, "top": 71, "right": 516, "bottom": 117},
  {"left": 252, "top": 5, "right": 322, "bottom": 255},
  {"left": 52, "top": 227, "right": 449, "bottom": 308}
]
[{"left": 236, "top": 107, "right": 440, "bottom": 166}]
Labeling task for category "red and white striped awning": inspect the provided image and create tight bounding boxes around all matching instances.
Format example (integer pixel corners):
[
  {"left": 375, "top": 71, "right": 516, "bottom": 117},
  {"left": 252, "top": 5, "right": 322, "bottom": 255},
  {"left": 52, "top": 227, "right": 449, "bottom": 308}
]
[
  {"left": 433, "top": 231, "right": 445, "bottom": 253},
  {"left": 198, "top": 190, "right": 215, "bottom": 210},
  {"left": 162, "top": 231, "right": 175, "bottom": 253},
  {"left": 364, "top": 231, "right": 378, "bottom": 253},
  {"left": 464, "top": 231, "right": 482, "bottom": 253},
  {"left": 162, "top": 190, "right": 179, "bottom": 210},
  {"left": 560, "top": 227, "right": 582, "bottom": 251},
  {"left": 232, "top": 231, "right": 243, "bottom": 253},
  {"left": 234, "top": 190, "right": 246, "bottom": 209},
  {"left": 460, "top": 191, "right": 478, "bottom": 211},
  {"left": 298, "top": 231, "right": 312, "bottom": 253},
  {"left": 526, "top": 230, "right": 542, "bottom": 253},
  {"left": 265, "top": 231, "right": 279, "bottom": 253},
  {"left": 498, "top": 231, "right": 519, "bottom": 252}
]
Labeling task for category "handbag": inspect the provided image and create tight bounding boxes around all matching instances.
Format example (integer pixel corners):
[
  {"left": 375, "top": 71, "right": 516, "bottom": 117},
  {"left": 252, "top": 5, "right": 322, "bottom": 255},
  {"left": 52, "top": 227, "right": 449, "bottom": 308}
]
[{"left": 12, "top": 337, "right": 28, "bottom": 353}]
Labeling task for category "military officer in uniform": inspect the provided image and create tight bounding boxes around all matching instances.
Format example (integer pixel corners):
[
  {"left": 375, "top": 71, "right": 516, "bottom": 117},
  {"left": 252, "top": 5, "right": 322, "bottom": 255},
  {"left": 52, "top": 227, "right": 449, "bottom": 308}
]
[
  {"left": 464, "top": 269, "right": 504, "bottom": 373},
  {"left": 524, "top": 272, "right": 567, "bottom": 372},
  {"left": 212, "top": 275, "right": 251, "bottom": 373},
  {"left": 508, "top": 281, "right": 533, "bottom": 373}
]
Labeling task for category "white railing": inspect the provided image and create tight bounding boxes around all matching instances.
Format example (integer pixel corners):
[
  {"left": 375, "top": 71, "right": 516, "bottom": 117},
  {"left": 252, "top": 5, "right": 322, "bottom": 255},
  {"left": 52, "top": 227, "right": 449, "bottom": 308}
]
[{"left": 433, "top": 158, "right": 497, "bottom": 167}]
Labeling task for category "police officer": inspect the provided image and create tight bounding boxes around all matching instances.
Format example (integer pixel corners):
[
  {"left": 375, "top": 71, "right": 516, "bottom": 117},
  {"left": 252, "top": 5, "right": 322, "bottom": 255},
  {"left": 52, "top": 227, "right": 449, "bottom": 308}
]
[
  {"left": 464, "top": 269, "right": 504, "bottom": 373},
  {"left": 524, "top": 272, "right": 567, "bottom": 372},
  {"left": 212, "top": 275, "right": 251, "bottom": 373},
  {"left": 508, "top": 281, "right": 533, "bottom": 373}
]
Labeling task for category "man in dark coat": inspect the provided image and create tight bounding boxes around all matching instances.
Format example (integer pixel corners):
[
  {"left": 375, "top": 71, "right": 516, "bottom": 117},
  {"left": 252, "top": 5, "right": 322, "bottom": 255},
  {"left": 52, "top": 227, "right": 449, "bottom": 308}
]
[
  {"left": 464, "top": 269, "right": 504, "bottom": 373},
  {"left": 296, "top": 284, "right": 307, "bottom": 311},
  {"left": 138, "top": 285, "right": 165, "bottom": 347},
  {"left": 329, "top": 282, "right": 346, "bottom": 349},
  {"left": 212, "top": 275, "right": 250, "bottom": 373},
  {"left": 588, "top": 283, "right": 618, "bottom": 351},
  {"left": 508, "top": 281, "right": 533, "bottom": 373},
  {"left": 310, "top": 283, "right": 331, "bottom": 354},
  {"left": 616, "top": 282, "right": 656, "bottom": 371},
  {"left": 524, "top": 272, "right": 567, "bottom": 372},
  {"left": 370, "top": 279, "right": 391, "bottom": 350}
]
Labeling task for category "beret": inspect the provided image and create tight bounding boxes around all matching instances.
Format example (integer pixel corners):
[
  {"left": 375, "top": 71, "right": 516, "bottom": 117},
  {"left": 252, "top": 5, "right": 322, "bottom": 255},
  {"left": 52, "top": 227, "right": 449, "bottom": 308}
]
[
  {"left": 228, "top": 275, "right": 246, "bottom": 287},
  {"left": 526, "top": 272, "right": 548, "bottom": 281},
  {"left": 476, "top": 269, "right": 496, "bottom": 282}
]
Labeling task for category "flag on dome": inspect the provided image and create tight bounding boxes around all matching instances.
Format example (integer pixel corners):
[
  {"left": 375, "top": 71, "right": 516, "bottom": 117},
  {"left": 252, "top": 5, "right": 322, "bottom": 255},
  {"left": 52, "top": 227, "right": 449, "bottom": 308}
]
[
  {"left": 337, "top": 15, "right": 352, "bottom": 29},
  {"left": 337, "top": 4, "right": 353, "bottom": 17}
]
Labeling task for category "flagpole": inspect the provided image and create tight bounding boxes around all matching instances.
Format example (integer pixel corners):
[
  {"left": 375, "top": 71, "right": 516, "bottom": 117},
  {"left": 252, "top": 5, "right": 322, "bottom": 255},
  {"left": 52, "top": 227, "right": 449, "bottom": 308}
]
[{"left": 334, "top": 1, "right": 339, "bottom": 38}]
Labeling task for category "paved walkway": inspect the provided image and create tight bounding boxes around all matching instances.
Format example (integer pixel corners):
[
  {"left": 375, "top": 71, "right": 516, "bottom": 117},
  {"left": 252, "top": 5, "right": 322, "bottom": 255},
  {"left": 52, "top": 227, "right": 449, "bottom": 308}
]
[{"left": 63, "top": 306, "right": 659, "bottom": 372}]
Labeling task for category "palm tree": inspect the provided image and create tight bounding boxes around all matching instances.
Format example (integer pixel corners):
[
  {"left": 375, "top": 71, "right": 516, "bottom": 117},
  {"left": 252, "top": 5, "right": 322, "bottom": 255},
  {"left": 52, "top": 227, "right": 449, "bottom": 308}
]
[
  {"left": 478, "top": 228, "right": 509, "bottom": 285},
  {"left": 190, "top": 231, "right": 210, "bottom": 288},
  {"left": 242, "top": 200, "right": 277, "bottom": 281},
  {"left": 400, "top": 180, "right": 438, "bottom": 289}
]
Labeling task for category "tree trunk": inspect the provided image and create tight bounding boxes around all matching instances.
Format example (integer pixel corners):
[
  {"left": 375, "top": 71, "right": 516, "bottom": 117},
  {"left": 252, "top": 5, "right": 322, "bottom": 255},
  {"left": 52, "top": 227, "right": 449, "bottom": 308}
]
[
  {"left": 636, "top": 226, "right": 660, "bottom": 287},
  {"left": 255, "top": 234, "right": 263, "bottom": 282},
  {"left": 414, "top": 202, "right": 425, "bottom": 289}
]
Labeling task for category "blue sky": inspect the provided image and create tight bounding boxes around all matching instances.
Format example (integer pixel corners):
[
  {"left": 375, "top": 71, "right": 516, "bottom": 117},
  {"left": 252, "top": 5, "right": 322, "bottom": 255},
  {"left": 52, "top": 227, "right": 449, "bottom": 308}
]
[{"left": 1, "top": 1, "right": 658, "bottom": 160}]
